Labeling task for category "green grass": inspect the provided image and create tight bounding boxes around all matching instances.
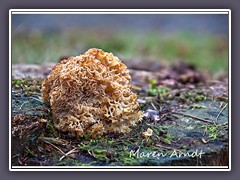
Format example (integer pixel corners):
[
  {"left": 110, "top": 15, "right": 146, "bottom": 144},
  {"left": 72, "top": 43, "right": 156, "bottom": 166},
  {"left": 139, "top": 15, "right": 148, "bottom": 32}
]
[{"left": 12, "top": 29, "right": 228, "bottom": 74}]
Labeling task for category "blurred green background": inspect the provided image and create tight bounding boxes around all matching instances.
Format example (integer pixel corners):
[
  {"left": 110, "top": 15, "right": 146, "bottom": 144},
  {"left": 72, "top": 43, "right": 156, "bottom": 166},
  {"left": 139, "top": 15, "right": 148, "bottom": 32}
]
[{"left": 12, "top": 14, "right": 229, "bottom": 74}]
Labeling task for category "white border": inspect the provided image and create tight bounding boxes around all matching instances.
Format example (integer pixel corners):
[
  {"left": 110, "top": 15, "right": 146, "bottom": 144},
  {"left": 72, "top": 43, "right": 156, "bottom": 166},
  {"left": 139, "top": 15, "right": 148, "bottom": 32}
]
[
  {"left": 228, "top": 9, "right": 231, "bottom": 172},
  {"left": 11, "top": 9, "right": 229, "bottom": 14},
  {"left": 11, "top": 166, "right": 229, "bottom": 172},
  {"left": 9, "top": 9, "right": 231, "bottom": 171}
]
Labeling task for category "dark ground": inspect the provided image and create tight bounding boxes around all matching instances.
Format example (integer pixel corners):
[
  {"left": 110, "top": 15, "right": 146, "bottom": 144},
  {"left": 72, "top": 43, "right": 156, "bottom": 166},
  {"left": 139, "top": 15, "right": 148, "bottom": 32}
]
[{"left": 11, "top": 61, "right": 229, "bottom": 167}]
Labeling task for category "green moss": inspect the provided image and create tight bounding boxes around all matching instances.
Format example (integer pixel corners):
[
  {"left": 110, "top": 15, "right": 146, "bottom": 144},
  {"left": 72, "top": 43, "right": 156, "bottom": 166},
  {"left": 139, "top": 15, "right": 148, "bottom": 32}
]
[
  {"left": 155, "top": 125, "right": 169, "bottom": 131},
  {"left": 194, "top": 95, "right": 207, "bottom": 101},
  {"left": 176, "top": 90, "right": 210, "bottom": 105},
  {"left": 181, "top": 145, "right": 190, "bottom": 150},
  {"left": 115, "top": 150, "right": 141, "bottom": 166},
  {"left": 200, "top": 125, "right": 225, "bottom": 141},
  {"left": 91, "top": 149, "right": 107, "bottom": 161},
  {"left": 25, "top": 147, "right": 36, "bottom": 157},
  {"left": 46, "top": 121, "right": 58, "bottom": 137},
  {"left": 12, "top": 78, "right": 42, "bottom": 97},
  {"left": 12, "top": 79, "right": 23, "bottom": 85},
  {"left": 56, "top": 158, "right": 97, "bottom": 166},
  {"left": 189, "top": 104, "right": 206, "bottom": 110},
  {"left": 148, "top": 79, "right": 169, "bottom": 96},
  {"left": 164, "top": 132, "right": 174, "bottom": 140},
  {"left": 11, "top": 76, "right": 228, "bottom": 166}
]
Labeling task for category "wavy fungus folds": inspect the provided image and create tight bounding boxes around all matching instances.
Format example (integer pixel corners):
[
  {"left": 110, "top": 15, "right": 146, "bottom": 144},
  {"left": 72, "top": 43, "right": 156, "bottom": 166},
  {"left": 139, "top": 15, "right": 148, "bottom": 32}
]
[{"left": 42, "top": 48, "right": 143, "bottom": 138}]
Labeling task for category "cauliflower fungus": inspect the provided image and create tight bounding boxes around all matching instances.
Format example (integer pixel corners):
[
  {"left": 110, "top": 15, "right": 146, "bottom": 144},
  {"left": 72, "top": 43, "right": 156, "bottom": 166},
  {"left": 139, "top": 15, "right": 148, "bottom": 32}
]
[{"left": 42, "top": 48, "right": 143, "bottom": 138}]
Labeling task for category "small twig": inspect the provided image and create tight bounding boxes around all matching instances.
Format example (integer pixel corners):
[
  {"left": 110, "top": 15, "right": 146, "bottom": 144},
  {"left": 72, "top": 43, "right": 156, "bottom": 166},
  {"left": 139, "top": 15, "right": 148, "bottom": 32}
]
[
  {"left": 132, "top": 84, "right": 142, "bottom": 91},
  {"left": 203, "top": 124, "right": 209, "bottom": 136},
  {"left": 174, "top": 112, "right": 215, "bottom": 124},
  {"left": 18, "top": 157, "right": 28, "bottom": 165},
  {"left": 161, "top": 89, "right": 185, "bottom": 97},
  {"left": 59, "top": 148, "right": 78, "bottom": 161},
  {"left": 44, "top": 140, "right": 77, "bottom": 162},
  {"left": 29, "top": 96, "right": 43, "bottom": 103},
  {"left": 19, "top": 101, "right": 28, "bottom": 109},
  {"left": 215, "top": 103, "right": 228, "bottom": 122},
  {"left": 201, "top": 138, "right": 210, "bottom": 144},
  {"left": 44, "top": 141, "right": 65, "bottom": 156},
  {"left": 39, "top": 137, "right": 68, "bottom": 146},
  {"left": 220, "top": 122, "right": 228, "bottom": 126},
  {"left": 151, "top": 102, "right": 157, "bottom": 110}
]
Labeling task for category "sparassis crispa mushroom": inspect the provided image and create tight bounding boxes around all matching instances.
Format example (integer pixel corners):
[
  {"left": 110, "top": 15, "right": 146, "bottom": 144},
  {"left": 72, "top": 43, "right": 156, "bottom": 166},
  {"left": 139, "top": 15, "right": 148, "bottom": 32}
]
[{"left": 42, "top": 48, "right": 143, "bottom": 138}]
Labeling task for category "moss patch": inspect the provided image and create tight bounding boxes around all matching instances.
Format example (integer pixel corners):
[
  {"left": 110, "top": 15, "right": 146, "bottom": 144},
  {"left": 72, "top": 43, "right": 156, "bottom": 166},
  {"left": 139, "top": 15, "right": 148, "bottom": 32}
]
[{"left": 11, "top": 76, "right": 228, "bottom": 166}]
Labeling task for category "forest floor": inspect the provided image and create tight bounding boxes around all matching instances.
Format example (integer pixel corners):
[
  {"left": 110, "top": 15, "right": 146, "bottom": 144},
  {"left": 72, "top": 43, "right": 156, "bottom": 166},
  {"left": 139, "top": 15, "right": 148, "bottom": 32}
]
[{"left": 11, "top": 61, "right": 229, "bottom": 167}]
